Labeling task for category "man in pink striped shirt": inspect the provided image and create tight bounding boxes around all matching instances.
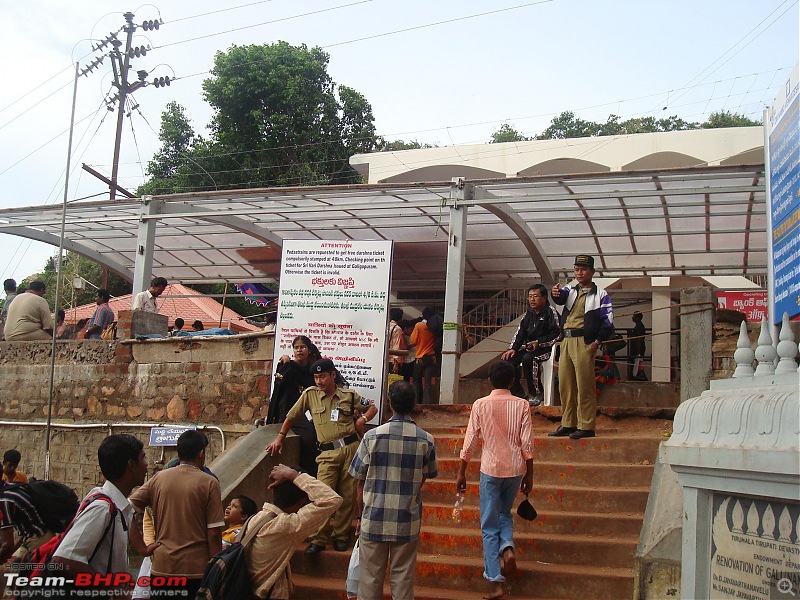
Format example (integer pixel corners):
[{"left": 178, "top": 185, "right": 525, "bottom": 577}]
[{"left": 457, "top": 360, "right": 533, "bottom": 600}]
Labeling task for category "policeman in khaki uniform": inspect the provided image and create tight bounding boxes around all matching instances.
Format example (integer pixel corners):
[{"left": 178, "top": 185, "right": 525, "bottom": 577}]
[{"left": 266, "top": 358, "right": 377, "bottom": 556}]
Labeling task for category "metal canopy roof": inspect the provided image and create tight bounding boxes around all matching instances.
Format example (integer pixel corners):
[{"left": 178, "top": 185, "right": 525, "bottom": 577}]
[{"left": 0, "top": 164, "right": 766, "bottom": 291}]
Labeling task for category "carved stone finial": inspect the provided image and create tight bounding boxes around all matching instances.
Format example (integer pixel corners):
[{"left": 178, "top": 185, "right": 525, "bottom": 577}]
[
  {"left": 754, "top": 317, "right": 776, "bottom": 376},
  {"left": 775, "top": 312, "right": 799, "bottom": 375},
  {"left": 733, "top": 320, "right": 755, "bottom": 378}
]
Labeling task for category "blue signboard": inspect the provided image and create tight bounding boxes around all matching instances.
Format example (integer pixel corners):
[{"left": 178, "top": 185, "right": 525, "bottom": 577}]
[
  {"left": 768, "top": 64, "right": 800, "bottom": 323},
  {"left": 149, "top": 425, "right": 196, "bottom": 446}
]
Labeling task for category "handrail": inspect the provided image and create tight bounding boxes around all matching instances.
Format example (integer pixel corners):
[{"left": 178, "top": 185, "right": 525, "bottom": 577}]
[
  {"left": 0, "top": 420, "right": 226, "bottom": 451},
  {"left": 461, "top": 288, "right": 528, "bottom": 348}
]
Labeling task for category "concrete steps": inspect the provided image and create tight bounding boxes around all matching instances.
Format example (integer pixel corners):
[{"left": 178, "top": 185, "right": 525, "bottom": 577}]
[
  {"left": 437, "top": 457, "right": 654, "bottom": 487},
  {"left": 291, "top": 413, "right": 668, "bottom": 599},
  {"left": 422, "top": 503, "right": 646, "bottom": 536},
  {"left": 293, "top": 550, "right": 635, "bottom": 599}
]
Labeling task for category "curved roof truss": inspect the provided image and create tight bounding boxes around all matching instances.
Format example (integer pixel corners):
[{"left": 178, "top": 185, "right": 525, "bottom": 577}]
[{"left": 0, "top": 164, "right": 766, "bottom": 290}]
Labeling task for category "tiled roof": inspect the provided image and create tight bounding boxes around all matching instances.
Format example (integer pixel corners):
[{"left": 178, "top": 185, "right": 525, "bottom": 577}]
[{"left": 65, "top": 283, "right": 261, "bottom": 333}]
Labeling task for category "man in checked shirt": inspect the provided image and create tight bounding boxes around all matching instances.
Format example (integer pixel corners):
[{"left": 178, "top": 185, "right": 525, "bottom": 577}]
[
  {"left": 457, "top": 360, "right": 533, "bottom": 600},
  {"left": 349, "top": 380, "right": 437, "bottom": 600}
]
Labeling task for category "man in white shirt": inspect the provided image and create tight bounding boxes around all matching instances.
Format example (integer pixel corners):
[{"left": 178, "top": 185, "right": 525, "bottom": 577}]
[
  {"left": 52, "top": 435, "right": 154, "bottom": 580},
  {"left": 132, "top": 277, "right": 168, "bottom": 313}
]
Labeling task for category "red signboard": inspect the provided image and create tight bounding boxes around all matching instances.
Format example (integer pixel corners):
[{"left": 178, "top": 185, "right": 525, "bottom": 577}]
[{"left": 716, "top": 291, "right": 768, "bottom": 322}]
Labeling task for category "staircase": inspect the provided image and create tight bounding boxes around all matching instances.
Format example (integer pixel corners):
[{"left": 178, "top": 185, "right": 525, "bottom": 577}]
[{"left": 290, "top": 412, "right": 669, "bottom": 599}]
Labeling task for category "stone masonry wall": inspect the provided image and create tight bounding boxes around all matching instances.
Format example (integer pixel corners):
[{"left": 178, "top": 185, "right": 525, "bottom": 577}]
[
  {"left": 0, "top": 425, "right": 243, "bottom": 499},
  {"left": 0, "top": 310, "right": 274, "bottom": 497}
]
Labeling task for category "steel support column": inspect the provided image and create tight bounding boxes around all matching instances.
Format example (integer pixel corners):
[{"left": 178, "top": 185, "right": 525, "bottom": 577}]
[
  {"left": 132, "top": 195, "right": 161, "bottom": 306},
  {"left": 439, "top": 178, "right": 471, "bottom": 405}
]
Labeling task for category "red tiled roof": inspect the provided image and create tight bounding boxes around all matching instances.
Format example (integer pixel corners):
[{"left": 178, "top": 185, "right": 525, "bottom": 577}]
[{"left": 65, "top": 284, "right": 261, "bottom": 333}]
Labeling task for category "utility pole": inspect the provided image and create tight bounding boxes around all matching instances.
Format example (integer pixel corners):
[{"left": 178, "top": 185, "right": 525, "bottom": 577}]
[
  {"left": 109, "top": 12, "right": 135, "bottom": 201},
  {"left": 81, "top": 11, "right": 166, "bottom": 200},
  {"left": 79, "top": 10, "right": 166, "bottom": 287}
]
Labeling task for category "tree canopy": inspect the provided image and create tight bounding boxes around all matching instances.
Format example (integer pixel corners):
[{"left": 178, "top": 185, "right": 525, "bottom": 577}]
[
  {"left": 490, "top": 110, "right": 761, "bottom": 143},
  {"left": 490, "top": 123, "right": 532, "bottom": 143},
  {"left": 19, "top": 252, "right": 132, "bottom": 313},
  {"left": 138, "top": 42, "right": 379, "bottom": 195}
]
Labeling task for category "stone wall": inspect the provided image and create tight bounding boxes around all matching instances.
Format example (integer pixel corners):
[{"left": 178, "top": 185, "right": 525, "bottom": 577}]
[
  {"left": 0, "top": 423, "right": 243, "bottom": 498},
  {"left": 0, "top": 314, "right": 275, "bottom": 497}
]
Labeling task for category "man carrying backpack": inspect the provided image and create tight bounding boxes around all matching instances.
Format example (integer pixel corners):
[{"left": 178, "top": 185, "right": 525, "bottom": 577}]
[
  {"left": 130, "top": 430, "right": 225, "bottom": 598},
  {"left": 52, "top": 434, "right": 152, "bottom": 577}
]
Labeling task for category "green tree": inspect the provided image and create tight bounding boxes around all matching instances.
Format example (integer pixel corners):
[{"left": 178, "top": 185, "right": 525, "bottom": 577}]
[
  {"left": 490, "top": 123, "right": 532, "bottom": 143},
  {"left": 138, "top": 102, "right": 203, "bottom": 196},
  {"left": 375, "top": 139, "right": 437, "bottom": 151},
  {"left": 25, "top": 253, "right": 131, "bottom": 313},
  {"left": 537, "top": 111, "right": 599, "bottom": 139},
  {"left": 701, "top": 110, "right": 761, "bottom": 129},
  {"left": 201, "top": 41, "right": 378, "bottom": 188},
  {"left": 138, "top": 42, "right": 379, "bottom": 194},
  {"left": 536, "top": 110, "right": 756, "bottom": 140}
]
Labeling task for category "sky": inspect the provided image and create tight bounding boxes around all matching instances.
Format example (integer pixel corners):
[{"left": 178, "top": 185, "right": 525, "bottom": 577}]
[{"left": 0, "top": 0, "right": 797, "bottom": 292}]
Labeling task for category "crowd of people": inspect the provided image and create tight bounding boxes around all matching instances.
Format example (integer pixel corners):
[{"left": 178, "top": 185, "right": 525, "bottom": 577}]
[
  {"left": 0, "top": 255, "right": 659, "bottom": 598},
  {"left": 0, "top": 275, "right": 219, "bottom": 341}
]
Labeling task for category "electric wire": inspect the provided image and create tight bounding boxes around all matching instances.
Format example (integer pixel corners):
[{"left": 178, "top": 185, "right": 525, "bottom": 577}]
[
  {"left": 87, "top": 78, "right": 782, "bottom": 187},
  {"left": 91, "top": 83, "right": 777, "bottom": 190},
  {"left": 157, "top": 0, "right": 375, "bottom": 49},
  {"left": 168, "top": 0, "right": 275, "bottom": 23},
  {"left": 645, "top": 0, "right": 797, "bottom": 115},
  {"left": 0, "top": 98, "right": 110, "bottom": 281}
]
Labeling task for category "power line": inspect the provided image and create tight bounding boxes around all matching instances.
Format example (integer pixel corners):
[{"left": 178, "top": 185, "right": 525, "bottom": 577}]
[
  {"left": 87, "top": 78, "right": 778, "bottom": 185},
  {"left": 169, "top": 0, "right": 277, "bottom": 23},
  {"left": 324, "top": 0, "right": 554, "bottom": 49},
  {"left": 647, "top": 0, "right": 797, "bottom": 114},
  {"left": 157, "top": 0, "right": 375, "bottom": 49}
]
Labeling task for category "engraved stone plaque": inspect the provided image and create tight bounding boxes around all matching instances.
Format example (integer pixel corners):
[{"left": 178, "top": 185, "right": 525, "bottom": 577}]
[{"left": 710, "top": 493, "right": 800, "bottom": 599}]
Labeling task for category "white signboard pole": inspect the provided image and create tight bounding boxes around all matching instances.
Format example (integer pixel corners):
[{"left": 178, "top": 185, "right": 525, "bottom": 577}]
[{"left": 273, "top": 240, "right": 393, "bottom": 420}]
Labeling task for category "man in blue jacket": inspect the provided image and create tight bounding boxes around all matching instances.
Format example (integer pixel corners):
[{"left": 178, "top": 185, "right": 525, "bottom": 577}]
[{"left": 549, "top": 255, "right": 613, "bottom": 439}]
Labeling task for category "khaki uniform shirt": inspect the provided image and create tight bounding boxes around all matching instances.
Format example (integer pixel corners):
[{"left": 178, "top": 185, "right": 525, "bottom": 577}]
[
  {"left": 563, "top": 287, "right": 589, "bottom": 330},
  {"left": 286, "top": 386, "right": 372, "bottom": 444}
]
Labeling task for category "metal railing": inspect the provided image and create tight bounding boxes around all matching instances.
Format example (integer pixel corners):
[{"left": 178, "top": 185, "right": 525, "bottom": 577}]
[{"left": 461, "top": 288, "right": 528, "bottom": 349}]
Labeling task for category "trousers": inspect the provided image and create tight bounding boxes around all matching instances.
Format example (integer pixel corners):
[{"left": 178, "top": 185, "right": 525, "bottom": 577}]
[
  {"left": 558, "top": 336, "right": 597, "bottom": 430},
  {"left": 358, "top": 537, "right": 418, "bottom": 600},
  {"left": 479, "top": 472, "right": 523, "bottom": 582},
  {"left": 311, "top": 441, "right": 358, "bottom": 545}
]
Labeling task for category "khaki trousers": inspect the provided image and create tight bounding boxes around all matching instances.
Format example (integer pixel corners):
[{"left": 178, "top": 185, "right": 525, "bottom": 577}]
[
  {"left": 558, "top": 336, "right": 597, "bottom": 430},
  {"left": 358, "top": 537, "right": 418, "bottom": 600},
  {"left": 311, "top": 441, "right": 358, "bottom": 545}
]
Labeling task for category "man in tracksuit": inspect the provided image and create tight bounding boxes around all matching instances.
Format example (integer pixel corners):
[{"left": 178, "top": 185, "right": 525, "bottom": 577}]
[
  {"left": 549, "top": 255, "right": 613, "bottom": 440},
  {"left": 501, "top": 284, "right": 562, "bottom": 406}
]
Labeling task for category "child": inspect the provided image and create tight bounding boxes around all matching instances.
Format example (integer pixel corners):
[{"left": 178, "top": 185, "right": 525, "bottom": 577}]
[
  {"left": 2, "top": 449, "right": 28, "bottom": 483},
  {"left": 222, "top": 495, "right": 258, "bottom": 548}
]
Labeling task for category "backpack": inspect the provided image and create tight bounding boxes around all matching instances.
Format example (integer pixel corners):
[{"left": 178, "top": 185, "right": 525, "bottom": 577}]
[
  {"left": 196, "top": 511, "right": 276, "bottom": 600},
  {"left": 10, "top": 491, "right": 119, "bottom": 583}
]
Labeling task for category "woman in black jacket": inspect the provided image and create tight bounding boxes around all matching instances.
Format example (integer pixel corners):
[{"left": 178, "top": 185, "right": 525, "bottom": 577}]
[{"left": 267, "top": 335, "right": 321, "bottom": 475}]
